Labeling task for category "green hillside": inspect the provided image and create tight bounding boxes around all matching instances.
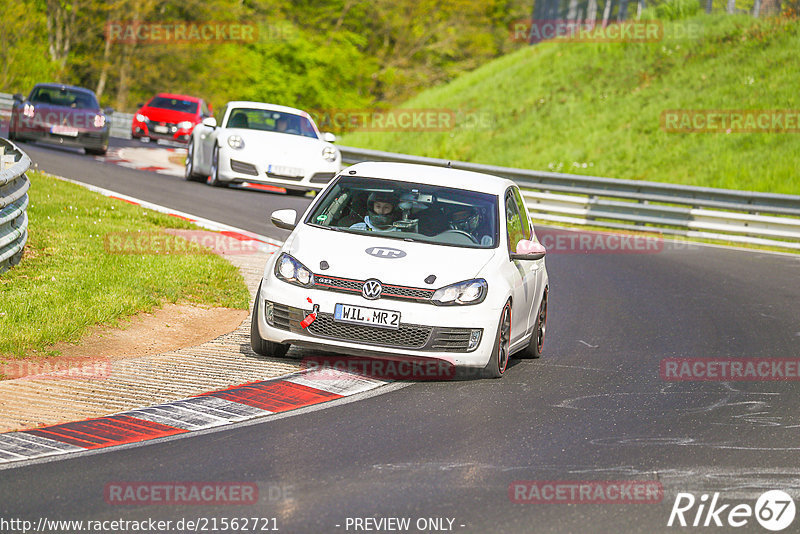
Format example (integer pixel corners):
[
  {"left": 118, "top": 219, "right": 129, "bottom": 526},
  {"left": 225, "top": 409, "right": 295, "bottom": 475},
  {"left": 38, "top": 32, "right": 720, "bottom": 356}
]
[{"left": 341, "top": 14, "right": 800, "bottom": 194}]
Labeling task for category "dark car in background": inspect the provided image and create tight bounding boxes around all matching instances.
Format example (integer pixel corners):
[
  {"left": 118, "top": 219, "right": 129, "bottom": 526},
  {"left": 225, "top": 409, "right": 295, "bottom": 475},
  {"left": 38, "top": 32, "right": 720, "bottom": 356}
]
[
  {"left": 132, "top": 93, "right": 211, "bottom": 143},
  {"left": 9, "top": 83, "right": 111, "bottom": 155}
]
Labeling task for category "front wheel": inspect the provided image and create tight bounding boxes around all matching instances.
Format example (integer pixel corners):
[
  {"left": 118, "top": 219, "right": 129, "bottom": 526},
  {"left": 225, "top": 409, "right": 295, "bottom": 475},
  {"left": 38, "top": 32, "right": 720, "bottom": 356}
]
[
  {"left": 483, "top": 301, "right": 511, "bottom": 378},
  {"left": 184, "top": 138, "right": 203, "bottom": 181},
  {"left": 250, "top": 284, "right": 290, "bottom": 358},
  {"left": 85, "top": 145, "right": 108, "bottom": 156},
  {"left": 207, "top": 144, "right": 227, "bottom": 187}
]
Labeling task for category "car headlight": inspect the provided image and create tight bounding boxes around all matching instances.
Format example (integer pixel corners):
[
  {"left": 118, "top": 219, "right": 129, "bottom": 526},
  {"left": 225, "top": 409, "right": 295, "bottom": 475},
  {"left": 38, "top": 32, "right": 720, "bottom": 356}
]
[
  {"left": 431, "top": 278, "right": 487, "bottom": 306},
  {"left": 177, "top": 120, "right": 193, "bottom": 130},
  {"left": 135, "top": 113, "right": 147, "bottom": 122},
  {"left": 321, "top": 146, "right": 338, "bottom": 162},
  {"left": 274, "top": 253, "right": 314, "bottom": 287},
  {"left": 228, "top": 134, "right": 245, "bottom": 149},
  {"left": 93, "top": 114, "right": 106, "bottom": 128}
]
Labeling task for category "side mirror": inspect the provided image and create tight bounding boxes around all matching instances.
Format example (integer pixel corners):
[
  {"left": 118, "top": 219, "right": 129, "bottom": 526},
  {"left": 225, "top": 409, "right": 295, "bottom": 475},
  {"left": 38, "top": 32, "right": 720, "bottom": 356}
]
[
  {"left": 136, "top": 102, "right": 144, "bottom": 108},
  {"left": 12, "top": 93, "right": 24, "bottom": 102},
  {"left": 271, "top": 209, "right": 297, "bottom": 231},
  {"left": 103, "top": 107, "right": 114, "bottom": 115},
  {"left": 510, "top": 239, "right": 546, "bottom": 261},
  {"left": 202, "top": 117, "right": 217, "bottom": 128},
  {"left": 322, "top": 132, "right": 336, "bottom": 143}
]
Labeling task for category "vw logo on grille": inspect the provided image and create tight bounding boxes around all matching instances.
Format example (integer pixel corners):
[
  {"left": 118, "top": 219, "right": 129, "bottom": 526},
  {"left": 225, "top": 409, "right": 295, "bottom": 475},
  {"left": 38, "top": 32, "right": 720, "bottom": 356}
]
[{"left": 362, "top": 279, "right": 383, "bottom": 300}]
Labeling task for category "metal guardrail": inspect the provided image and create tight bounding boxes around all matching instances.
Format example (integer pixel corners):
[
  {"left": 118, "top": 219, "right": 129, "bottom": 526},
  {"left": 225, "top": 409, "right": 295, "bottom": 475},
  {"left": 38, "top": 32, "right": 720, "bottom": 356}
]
[
  {"left": 339, "top": 146, "right": 800, "bottom": 251},
  {"left": 1, "top": 90, "right": 798, "bottom": 250},
  {"left": 0, "top": 138, "right": 31, "bottom": 273}
]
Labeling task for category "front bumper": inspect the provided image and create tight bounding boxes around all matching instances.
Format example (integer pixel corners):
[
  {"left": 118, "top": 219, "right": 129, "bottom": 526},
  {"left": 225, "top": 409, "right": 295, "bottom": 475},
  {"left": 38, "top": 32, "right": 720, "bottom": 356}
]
[
  {"left": 256, "top": 275, "right": 500, "bottom": 368},
  {"left": 132, "top": 120, "right": 192, "bottom": 143},
  {"left": 216, "top": 149, "right": 340, "bottom": 191},
  {"left": 17, "top": 121, "right": 108, "bottom": 149}
]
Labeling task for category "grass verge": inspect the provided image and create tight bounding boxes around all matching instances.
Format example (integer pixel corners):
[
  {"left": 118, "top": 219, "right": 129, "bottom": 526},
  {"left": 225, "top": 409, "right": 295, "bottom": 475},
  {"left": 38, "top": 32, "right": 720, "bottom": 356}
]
[
  {"left": 341, "top": 14, "right": 800, "bottom": 194},
  {"left": 0, "top": 171, "right": 250, "bottom": 358}
]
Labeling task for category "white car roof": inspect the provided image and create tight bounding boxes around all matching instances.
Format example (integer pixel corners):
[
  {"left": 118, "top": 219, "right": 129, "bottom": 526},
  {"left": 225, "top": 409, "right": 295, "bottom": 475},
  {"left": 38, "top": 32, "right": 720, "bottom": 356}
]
[
  {"left": 224, "top": 101, "right": 310, "bottom": 118},
  {"left": 344, "top": 162, "right": 515, "bottom": 196}
]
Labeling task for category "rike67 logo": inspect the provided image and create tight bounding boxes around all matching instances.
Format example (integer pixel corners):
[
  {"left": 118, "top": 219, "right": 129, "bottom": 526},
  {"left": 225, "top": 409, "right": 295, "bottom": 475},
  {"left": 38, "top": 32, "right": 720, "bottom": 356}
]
[{"left": 668, "top": 490, "right": 796, "bottom": 531}]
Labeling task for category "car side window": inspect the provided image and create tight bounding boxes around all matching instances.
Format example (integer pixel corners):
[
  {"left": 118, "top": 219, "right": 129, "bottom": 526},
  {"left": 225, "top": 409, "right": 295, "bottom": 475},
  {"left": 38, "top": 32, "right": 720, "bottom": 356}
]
[
  {"left": 201, "top": 101, "right": 210, "bottom": 117},
  {"left": 512, "top": 187, "right": 533, "bottom": 239},
  {"left": 505, "top": 192, "right": 526, "bottom": 254}
]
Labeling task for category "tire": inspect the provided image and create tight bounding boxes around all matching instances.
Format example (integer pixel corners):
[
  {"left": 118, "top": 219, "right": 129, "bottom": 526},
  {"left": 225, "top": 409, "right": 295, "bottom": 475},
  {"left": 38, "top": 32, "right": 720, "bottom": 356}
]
[
  {"left": 7, "top": 115, "right": 15, "bottom": 141},
  {"left": 250, "top": 283, "right": 290, "bottom": 358},
  {"left": 184, "top": 138, "right": 203, "bottom": 181},
  {"left": 207, "top": 144, "right": 227, "bottom": 187},
  {"left": 516, "top": 288, "right": 547, "bottom": 359},
  {"left": 483, "top": 301, "right": 512, "bottom": 379},
  {"left": 85, "top": 145, "right": 107, "bottom": 156}
]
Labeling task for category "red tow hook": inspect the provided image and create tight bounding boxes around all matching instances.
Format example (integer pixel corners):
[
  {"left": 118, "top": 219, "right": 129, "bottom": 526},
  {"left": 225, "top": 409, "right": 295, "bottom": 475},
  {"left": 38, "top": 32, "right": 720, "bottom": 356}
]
[{"left": 301, "top": 303, "right": 319, "bottom": 329}]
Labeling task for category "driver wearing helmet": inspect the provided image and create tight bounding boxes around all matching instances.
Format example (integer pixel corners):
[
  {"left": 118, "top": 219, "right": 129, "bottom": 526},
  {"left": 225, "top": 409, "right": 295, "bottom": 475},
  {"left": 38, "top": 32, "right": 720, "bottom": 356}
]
[
  {"left": 449, "top": 206, "right": 492, "bottom": 245},
  {"left": 349, "top": 191, "right": 401, "bottom": 231}
]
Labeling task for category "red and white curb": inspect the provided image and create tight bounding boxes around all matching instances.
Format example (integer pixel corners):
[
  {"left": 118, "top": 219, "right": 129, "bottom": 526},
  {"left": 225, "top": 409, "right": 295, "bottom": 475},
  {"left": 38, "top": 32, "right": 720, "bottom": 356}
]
[{"left": 0, "top": 368, "right": 387, "bottom": 464}]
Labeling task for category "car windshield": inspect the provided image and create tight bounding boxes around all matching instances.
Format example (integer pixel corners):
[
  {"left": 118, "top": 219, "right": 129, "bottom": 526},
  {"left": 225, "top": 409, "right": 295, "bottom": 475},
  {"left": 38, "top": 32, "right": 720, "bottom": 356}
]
[
  {"left": 305, "top": 176, "right": 499, "bottom": 248},
  {"left": 147, "top": 96, "right": 199, "bottom": 114},
  {"left": 224, "top": 108, "right": 318, "bottom": 139},
  {"left": 30, "top": 86, "right": 98, "bottom": 109}
]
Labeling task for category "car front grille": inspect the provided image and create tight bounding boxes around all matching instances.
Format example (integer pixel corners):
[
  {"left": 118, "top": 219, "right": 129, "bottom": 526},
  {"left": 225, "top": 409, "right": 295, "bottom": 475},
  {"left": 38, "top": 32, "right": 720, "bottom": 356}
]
[
  {"left": 266, "top": 171, "right": 303, "bottom": 181},
  {"left": 267, "top": 302, "right": 476, "bottom": 352},
  {"left": 312, "top": 274, "right": 435, "bottom": 303},
  {"left": 306, "top": 314, "right": 432, "bottom": 349},
  {"left": 230, "top": 159, "right": 258, "bottom": 176},
  {"left": 429, "top": 328, "right": 473, "bottom": 351}
]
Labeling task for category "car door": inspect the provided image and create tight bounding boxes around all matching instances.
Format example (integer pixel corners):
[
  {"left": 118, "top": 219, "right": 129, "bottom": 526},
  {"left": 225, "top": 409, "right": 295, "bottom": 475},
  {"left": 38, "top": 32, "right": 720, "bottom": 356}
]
[
  {"left": 503, "top": 188, "right": 537, "bottom": 344},
  {"left": 511, "top": 186, "right": 545, "bottom": 333}
]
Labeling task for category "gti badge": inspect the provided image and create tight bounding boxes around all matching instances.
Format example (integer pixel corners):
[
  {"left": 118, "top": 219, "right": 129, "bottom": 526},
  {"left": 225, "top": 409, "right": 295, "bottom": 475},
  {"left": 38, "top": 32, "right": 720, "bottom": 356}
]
[
  {"left": 362, "top": 279, "right": 383, "bottom": 300},
  {"left": 365, "top": 246, "right": 406, "bottom": 259}
]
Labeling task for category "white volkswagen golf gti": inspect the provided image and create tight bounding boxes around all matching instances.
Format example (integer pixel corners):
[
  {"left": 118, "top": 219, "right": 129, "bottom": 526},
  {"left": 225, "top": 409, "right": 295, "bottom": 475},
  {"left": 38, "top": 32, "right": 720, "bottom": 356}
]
[
  {"left": 251, "top": 162, "right": 549, "bottom": 378},
  {"left": 185, "top": 101, "right": 341, "bottom": 193}
]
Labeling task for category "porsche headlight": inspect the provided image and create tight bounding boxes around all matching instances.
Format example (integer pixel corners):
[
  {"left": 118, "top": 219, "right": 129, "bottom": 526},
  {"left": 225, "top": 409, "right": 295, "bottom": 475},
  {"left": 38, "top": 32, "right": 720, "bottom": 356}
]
[
  {"left": 227, "top": 135, "right": 245, "bottom": 149},
  {"left": 135, "top": 113, "right": 147, "bottom": 122},
  {"left": 321, "top": 146, "right": 338, "bottom": 162},
  {"left": 177, "top": 120, "right": 193, "bottom": 130},
  {"left": 431, "top": 278, "right": 487, "bottom": 306},
  {"left": 274, "top": 253, "right": 314, "bottom": 287}
]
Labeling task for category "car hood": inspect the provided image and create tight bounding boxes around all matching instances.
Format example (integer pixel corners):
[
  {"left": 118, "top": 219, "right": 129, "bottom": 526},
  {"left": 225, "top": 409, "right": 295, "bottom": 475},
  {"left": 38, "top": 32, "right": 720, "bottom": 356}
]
[
  {"left": 229, "top": 129, "right": 332, "bottom": 161},
  {"left": 140, "top": 107, "right": 198, "bottom": 123},
  {"left": 282, "top": 225, "right": 496, "bottom": 289}
]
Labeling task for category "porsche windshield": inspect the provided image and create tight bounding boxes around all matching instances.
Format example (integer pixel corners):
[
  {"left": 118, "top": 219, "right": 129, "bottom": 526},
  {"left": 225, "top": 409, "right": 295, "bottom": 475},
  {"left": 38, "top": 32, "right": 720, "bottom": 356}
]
[
  {"left": 306, "top": 176, "right": 499, "bottom": 248},
  {"left": 225, "top": 108, "right": 318, "bottom": 139}
]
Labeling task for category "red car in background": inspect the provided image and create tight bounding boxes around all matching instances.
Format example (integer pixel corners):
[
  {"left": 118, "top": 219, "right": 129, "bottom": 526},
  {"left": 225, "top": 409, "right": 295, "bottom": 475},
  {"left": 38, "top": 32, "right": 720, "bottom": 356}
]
[{"left": 132, "top": 93, "right": 212, "bottom": 143}]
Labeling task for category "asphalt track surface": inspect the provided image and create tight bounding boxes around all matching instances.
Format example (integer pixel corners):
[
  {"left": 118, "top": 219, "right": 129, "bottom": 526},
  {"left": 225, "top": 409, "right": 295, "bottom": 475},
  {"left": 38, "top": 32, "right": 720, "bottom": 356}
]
[{"left": 2, "top": 138, "right": 800, "bottom": 533}]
